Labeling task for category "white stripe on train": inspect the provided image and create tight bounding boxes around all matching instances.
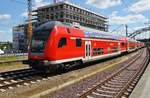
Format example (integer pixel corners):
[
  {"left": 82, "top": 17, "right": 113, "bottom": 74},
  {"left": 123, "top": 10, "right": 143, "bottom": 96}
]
[
  {"left": 49, "top": 51, "right": 121, "bottom": 64},
  {"left": 70, "top": 37, "right": 120, "bottom": 42}
]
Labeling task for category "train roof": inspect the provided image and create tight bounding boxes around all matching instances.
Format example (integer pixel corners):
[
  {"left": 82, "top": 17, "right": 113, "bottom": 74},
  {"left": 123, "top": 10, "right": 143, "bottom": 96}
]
[
  {"left": 81, "top": 26, "right": 123, "bottom": 40},
  {"left": 36, "top": 21, "right": 125, "bottom": 40},
  {"left": 34, "top": 21, "right": 62, "bottom": 31}
]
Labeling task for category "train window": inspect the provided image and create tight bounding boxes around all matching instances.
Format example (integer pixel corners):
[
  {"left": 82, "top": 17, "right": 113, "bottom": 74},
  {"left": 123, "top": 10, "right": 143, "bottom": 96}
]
[
  {"left": 121, "top": 42, "right": 125, "bottom": 46},
  {"left": 58, "top": 37, "right": 67, "bottom": 48},
  {"left": 93, "top": 48, "right": 97, "bottom": 55},
  {"left": 101, "top": 48, "right": 104, "bottom": 54},
  {"left": 76, "top": 38, "right": 82, "bottom": 47},
  {"left": 100, "top": 48, "right": 104, "bottom": 54},
  {"left": 98, "top": 48, "right": 104, "bottom": 55},
  {"left": 93, "top": 48, "right": 104, "bottom": 55},
  {"left": 97, "top": 48, "right": 101, "bottom": 54}
]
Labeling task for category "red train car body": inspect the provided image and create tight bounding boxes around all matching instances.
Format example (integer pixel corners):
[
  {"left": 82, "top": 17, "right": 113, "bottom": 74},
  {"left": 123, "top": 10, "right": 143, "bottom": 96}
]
[{"left": 28, "top": 21, "right": 144, "bottom": 71}]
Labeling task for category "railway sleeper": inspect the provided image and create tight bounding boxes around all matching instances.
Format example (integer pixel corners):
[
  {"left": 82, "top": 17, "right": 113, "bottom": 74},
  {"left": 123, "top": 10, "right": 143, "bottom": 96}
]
[
  {"left": 116, "top": 72, "right": 132, "bottom": 76},
  {"left": 91, "top": 91, "right": 113, "bottom": 98},
  {"left": 100, "top": 87, "right": 120, "bottom": 93},
  {"left": 113, "top": 76, "right": 130, "bottom": 80},
  {"left": 101, "top": 85, "right": 121, "bottom": 91},
  {"left": 107, "top": 81, "right": 124, "bottom": 85},
  {"left": 96, "top": 88, "right": 117, "bottom": 94},
  {"left": 112, "top": 77, "right": 130, "bottom": 81},
  {"left": 126, "top": 88, "right": 132, "bottom": 92},
  {"left": 104, "top": 82, "right": 123, "bottom": 88},
  {"left": 0, "top": 73, "right": 36, "bottom": 85},
  {"left": 117, "top": 72, "right": 132, "bottom": 76},
  {"left": 111, "top": 79, "right": 128, "bottom": 83},
  {"left": 93, "top": 90, "right": 115, "bottom": 95},
  {"left": 110, "top": 79, "right": 127, "bottom": 83}
]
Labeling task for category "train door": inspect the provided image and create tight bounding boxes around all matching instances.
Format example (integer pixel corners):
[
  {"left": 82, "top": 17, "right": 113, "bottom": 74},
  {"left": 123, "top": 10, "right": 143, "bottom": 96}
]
[{"left": 85, "top": 41, "right": 91, "bottom": 60}]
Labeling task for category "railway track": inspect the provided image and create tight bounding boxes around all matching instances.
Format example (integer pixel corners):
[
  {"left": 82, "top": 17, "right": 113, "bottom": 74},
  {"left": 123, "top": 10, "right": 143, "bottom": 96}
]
[
  {"left": 0, "top": 68, "right": 43, "bottom": 92},
  {"left": 0, "top": 53, "right": 133, "bottom": 93},
  {"left": 0, "top": 48, "right": 148, "bottom": 97},
  {"left": 78, "top": 48, "right": 149, "bottom": 98}
]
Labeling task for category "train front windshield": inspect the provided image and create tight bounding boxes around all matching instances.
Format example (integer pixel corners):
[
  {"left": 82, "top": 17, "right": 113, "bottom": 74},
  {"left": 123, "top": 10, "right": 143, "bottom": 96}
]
[{"left": 31, "top": 29, "right": 51, "bottom": 53}]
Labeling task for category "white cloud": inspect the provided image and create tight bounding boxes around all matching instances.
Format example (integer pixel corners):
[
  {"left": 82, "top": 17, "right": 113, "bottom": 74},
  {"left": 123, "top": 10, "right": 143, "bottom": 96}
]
[
  {"left": 0, "top": 29, "right": 12, "bottom": 42},
  {"left": 34, "top": 0, "right": 49, "bottom": 8},
  {"left": 129, "top": 0, "right": 150, "bottom": 13},
  {"left": 21, "top": 0, "right": 49, "bottom": 18},
  {"left": 86, "top": 0, "right": 121, "bottom": 9},
  {"left": 109, "top": 11, "right": 149, "bottom": 25},
  {"left": 0, "top": 30, "right": 4, "bottom": 34},
  {"left": 0, "top": 14, "right": 11, "bottom": 21}
]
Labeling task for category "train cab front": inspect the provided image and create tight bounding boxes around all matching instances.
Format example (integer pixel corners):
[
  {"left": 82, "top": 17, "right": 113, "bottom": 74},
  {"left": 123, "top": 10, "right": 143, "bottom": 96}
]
[{"left": 28, "top": 21, "right": 56, "bottom": 69}]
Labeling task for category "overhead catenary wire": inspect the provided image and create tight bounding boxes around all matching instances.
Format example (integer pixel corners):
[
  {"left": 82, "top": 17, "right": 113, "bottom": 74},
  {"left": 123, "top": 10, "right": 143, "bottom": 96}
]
[
  {"left": 121, "top": 0, "right": 148, "bottom": 38},
  {"left": 109, "top": 1, "right": 134, "bottom": 35},
  {"left": 110, "top": 24, "right": 124, "bottom": 34}
]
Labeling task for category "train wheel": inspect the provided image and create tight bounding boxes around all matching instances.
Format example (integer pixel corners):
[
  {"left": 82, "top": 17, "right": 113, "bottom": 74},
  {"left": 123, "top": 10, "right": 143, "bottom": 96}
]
[{"left": 57, "top": 64, "right": 66, "bottom": 73}]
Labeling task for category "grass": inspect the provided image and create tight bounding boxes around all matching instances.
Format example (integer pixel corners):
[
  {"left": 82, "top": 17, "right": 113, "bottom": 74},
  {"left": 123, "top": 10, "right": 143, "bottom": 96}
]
[
  {"left": 0, "top": 56, "right": 29, "bottom": 72},
  {"left": 0, "top": 62, "right": 29, "bottom": 72},
  {"left": 0, "top": 56, "right": 28, "bottom": 62}
]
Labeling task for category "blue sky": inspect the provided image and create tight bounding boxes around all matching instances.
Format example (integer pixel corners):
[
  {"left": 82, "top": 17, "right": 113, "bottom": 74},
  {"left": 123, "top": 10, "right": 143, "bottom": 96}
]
[{"left": 0, "top": 0, "right": 150, "bottom": 42}]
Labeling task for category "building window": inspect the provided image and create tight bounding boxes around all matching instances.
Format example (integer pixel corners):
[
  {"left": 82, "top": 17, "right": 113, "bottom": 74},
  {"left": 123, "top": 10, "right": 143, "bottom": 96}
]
[
  {"left": 63, "top": 5, "right": 66, "bottom": 9},
  {"left": 51, "top": 7, "right": 53, "bottom": 11},
  {"left": 55, "top": 15, "right": 58, "bottom": 19},
  {"left": 55, "top": 6, "right": 58, "bottom": 10},
  {"left": 76, "top": 38, "right": 82, "bottom": 47},
  {"left": 51, "top": 16, "right": 54, "bottom": 19},
  {"left": 60, "top": 5, "right": 63, "bottom": 9},
  {"left": 66, "top": 14, "right": 69, "bottom": 18},
  {"left": 60, "top": 12, "right": 64, "bottom": 18},
  {"left": 58, "top": 37, "right": 67, "bottom": 48}
]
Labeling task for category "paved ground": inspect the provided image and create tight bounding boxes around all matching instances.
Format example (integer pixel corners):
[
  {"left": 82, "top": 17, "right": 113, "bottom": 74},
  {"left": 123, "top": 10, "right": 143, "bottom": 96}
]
[{"left": 130, "top": 62, "right": 150, "bottom": 98}]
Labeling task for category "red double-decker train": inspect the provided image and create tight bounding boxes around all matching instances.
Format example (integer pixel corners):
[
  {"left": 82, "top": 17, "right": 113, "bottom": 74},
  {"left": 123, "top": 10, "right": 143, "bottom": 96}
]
[{"left": 28, "top": 21, "right": 144, "bottom": 72}]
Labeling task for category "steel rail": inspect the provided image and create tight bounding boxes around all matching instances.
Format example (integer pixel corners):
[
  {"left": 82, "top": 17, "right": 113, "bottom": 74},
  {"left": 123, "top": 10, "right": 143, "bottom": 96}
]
[{"left": 78, "top": 49, "right": 147, "bottom": 98}]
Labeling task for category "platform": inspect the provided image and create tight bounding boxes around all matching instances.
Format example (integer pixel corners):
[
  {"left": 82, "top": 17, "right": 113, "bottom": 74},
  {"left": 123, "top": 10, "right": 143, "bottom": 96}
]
[{"left": 130, "top": 62, "right": 150, "bottom": 98}]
